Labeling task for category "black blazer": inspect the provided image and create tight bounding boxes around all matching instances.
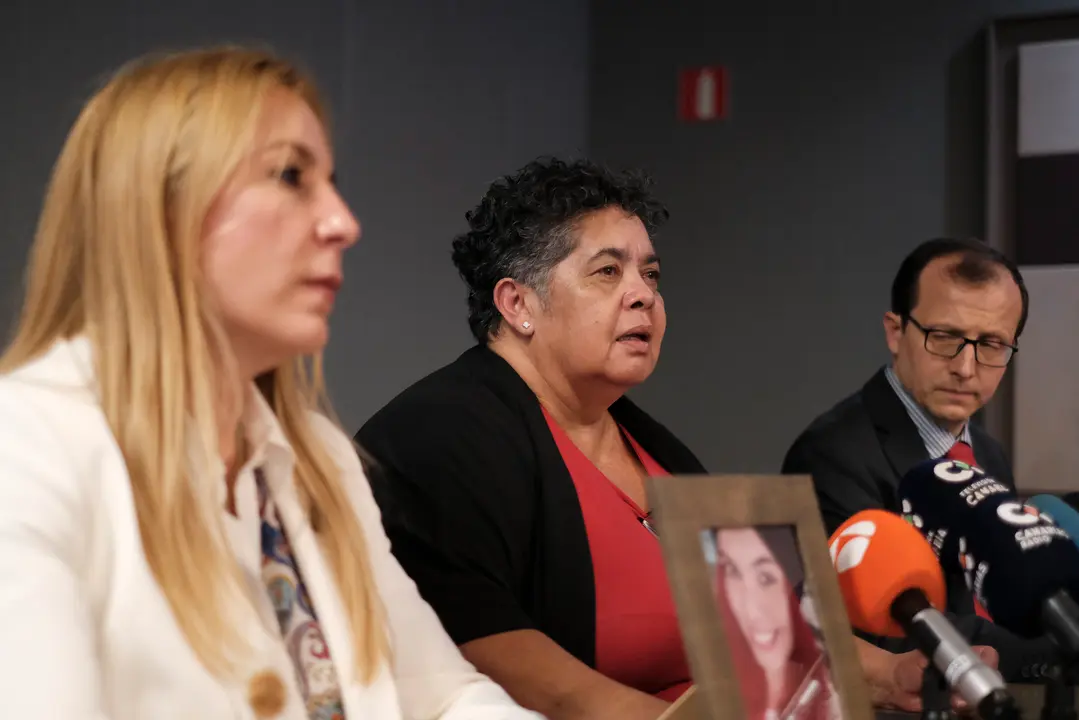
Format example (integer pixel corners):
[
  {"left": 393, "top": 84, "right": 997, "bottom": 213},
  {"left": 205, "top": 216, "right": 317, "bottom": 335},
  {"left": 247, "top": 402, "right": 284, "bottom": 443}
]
[
  {"left": 355, "top": 345, "right": 706, "bottom": 668},
  {"left": 781, "top": 367, "right": 1056, "bottom": 682}
]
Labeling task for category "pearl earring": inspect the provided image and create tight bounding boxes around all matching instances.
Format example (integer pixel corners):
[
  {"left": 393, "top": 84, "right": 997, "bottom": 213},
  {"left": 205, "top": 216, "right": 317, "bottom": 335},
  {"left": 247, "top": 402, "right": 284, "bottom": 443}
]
[{"left": 522, "top": 322, "right": 531, "bottom": 330}]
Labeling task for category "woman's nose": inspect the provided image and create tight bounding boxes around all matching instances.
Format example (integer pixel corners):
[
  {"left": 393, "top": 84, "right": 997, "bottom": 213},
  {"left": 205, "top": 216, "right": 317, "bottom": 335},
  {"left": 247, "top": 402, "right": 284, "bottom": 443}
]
[{"left": 316, "top": 190, "right": 360, "bottom": 246}]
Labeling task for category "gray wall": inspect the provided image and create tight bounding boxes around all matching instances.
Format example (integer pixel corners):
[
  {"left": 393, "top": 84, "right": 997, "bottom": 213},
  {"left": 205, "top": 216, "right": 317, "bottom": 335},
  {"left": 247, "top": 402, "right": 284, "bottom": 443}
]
[
  {"left": 590, "top": 0, "right": 1079, "bottom": 473},
  {"left": 9, "top": 0, "right": 1079, "bottom": 473},
  {"left": 0, "top": 0, "right": 590, "bottom": 432}
]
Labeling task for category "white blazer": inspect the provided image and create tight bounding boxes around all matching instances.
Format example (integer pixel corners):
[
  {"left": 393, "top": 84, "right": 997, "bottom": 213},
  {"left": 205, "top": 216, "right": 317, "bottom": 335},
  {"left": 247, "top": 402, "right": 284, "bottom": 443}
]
[{"left": 0, "top": 337, "right": 542, "bottom": 720}]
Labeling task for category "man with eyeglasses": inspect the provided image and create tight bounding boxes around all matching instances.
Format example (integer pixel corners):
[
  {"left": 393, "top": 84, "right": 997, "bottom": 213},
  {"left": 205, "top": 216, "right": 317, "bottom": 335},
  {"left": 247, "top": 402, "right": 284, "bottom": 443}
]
[{"left": 783, "top": 237, "right": 1056, "bottom": 684}]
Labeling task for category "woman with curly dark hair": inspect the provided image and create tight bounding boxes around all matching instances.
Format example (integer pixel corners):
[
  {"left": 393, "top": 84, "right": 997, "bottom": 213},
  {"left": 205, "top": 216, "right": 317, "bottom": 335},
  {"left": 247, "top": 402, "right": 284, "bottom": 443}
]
[
  {"left": 354, "top": 157, "right": 951, "bottom": 720},
  {"left": 357, "top": 156, "right": 695, "bottom": 718}
]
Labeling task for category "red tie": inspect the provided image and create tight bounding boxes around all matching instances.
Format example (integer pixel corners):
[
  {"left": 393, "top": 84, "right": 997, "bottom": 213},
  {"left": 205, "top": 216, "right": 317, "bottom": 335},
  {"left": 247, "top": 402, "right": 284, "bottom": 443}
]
[
  {"left": 945, "top": 440, "right": 993, "bottom": 621},
  {"left": 946, "top": 439, "right": 977, "bottom": 467}
]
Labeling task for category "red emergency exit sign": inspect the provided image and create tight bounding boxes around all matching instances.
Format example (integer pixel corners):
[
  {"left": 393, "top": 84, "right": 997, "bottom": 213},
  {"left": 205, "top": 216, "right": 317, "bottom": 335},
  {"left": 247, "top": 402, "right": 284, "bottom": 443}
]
[{"left": 678, "top": 66, "right": 728, "bottom": 122}]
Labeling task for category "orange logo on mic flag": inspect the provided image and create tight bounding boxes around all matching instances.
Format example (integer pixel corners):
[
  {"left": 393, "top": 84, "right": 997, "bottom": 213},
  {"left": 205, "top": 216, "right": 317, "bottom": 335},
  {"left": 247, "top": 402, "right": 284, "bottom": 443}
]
[{"left": 829, "top": 510, "right": 946, "bottom": 637}]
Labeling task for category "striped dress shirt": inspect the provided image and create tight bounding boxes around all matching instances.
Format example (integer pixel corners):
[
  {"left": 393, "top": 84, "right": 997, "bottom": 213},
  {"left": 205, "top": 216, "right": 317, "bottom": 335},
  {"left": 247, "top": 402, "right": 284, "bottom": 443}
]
[{"left": 884, "top": 365, "right": 972, "bottom": 458}]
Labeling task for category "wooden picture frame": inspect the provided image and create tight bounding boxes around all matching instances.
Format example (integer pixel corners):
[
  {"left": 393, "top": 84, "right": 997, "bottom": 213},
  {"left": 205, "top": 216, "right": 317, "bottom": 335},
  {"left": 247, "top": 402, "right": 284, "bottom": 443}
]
[{"left": 646, "top": 474, "right": 873, "bottom": 720}]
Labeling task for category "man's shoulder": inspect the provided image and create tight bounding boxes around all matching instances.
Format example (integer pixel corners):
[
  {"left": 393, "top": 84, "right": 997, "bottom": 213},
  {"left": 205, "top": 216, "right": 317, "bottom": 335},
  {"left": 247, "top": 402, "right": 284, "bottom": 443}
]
[
  {"left": 787, "top": 382, "right": 876, "bottom": 457},
  {"left": 969, "top": 421, "right": 1007, "bottom": 453},
  {"left": 780, "top": 369, "right": 906, "bottom": 482}
]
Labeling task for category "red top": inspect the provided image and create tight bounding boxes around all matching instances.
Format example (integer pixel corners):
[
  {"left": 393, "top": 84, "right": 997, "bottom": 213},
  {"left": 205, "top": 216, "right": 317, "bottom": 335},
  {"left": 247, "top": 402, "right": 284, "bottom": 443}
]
[{"left": 543, "top": 408, "right": 692, "bottom": 702}]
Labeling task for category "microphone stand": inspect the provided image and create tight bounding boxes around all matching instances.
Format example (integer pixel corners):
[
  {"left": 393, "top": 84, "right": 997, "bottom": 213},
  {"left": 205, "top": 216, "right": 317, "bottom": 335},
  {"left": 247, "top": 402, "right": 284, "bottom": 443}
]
[
  {"left": 1041, "top": 655, "right": 1077, "bottom": 720},
  {"left": 921, "top": 664, "right": 957, "bottom": 720}
]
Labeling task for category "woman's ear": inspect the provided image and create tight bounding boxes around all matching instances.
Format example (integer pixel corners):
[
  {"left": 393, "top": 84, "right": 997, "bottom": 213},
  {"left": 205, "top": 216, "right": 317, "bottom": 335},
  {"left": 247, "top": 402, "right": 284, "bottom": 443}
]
[{"left": 492, "top": 278, "right": 535, "bottom": 336}]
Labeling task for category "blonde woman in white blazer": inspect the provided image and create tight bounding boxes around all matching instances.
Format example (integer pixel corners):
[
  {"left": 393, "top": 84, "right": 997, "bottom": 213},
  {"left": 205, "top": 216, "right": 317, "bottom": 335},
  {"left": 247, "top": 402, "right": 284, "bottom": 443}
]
[{"left": 0, "top": 47, "right": 543, "bottom": 720}]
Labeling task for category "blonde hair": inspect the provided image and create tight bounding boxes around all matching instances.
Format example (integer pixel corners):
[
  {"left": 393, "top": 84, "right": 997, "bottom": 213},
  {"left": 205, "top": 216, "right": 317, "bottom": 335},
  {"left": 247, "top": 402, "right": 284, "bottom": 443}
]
[{"left": 1, "top": 47, "right": 388, "bottom": 681}]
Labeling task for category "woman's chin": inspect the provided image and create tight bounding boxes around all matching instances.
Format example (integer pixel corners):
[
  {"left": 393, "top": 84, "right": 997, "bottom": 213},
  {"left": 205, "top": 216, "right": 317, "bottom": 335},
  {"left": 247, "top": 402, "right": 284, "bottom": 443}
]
[
  {"left": 274, "top": 322, "right": 330, "bottom": 358},
  {"left": 603, "top": 359, "right": 658, "bottom": 387},
  {"left": 753, "top": 642, "right": 793, "bottom": 675},
  {"left": 755, "top": 653, "right": 787, "bottom": 673}
]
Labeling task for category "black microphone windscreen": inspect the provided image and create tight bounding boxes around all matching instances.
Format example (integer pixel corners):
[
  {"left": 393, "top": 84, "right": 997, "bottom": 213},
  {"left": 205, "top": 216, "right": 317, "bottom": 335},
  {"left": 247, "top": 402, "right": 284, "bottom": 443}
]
[{"left": 899, "top": 458, "right": 1079, "bottom": 637}]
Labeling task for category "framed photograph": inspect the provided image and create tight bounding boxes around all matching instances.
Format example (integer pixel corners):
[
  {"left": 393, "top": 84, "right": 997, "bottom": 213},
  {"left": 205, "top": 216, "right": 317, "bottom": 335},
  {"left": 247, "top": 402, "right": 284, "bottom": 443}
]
[{"left": 646, "top": 474, "right": 873, "bottom": 720}]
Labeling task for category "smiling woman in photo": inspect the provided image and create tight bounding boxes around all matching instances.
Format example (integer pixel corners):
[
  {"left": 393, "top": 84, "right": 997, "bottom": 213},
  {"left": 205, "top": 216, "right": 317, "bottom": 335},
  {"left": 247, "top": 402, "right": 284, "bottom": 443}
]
[{"left": 713, "top": 527, "right": 842, "bottom": 720}]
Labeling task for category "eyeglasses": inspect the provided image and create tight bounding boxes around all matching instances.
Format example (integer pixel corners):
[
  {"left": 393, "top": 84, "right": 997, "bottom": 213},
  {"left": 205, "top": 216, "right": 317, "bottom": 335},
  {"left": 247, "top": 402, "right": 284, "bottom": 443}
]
[{"left": 905, "top": 316, "right": 1018, "bottom": 368}]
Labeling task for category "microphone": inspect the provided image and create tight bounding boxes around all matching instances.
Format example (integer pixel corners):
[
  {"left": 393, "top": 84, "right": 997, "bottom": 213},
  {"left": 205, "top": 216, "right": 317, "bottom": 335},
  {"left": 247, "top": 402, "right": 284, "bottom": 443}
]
[
  {"left": 1028, "top": 493, "right": 1079, "bottom": 547},
  {"left": 899, "top": 459, "right": 1079, "bottom": 657},
  {"left": 1026, "top": 494, "right": 1079, "bottom": 656},
  {"left": 829, "top": 509, "right": 1015, "bottom": 717}
]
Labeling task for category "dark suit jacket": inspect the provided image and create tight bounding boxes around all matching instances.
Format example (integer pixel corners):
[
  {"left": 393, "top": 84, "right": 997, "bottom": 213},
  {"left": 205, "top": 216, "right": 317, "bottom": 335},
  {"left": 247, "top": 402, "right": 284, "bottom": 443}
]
[
  {"left": 355, "top": 345, "right": 707, "bottom": 668},
  {"left": 782, "top": 367, "right": 1057, "bottom": 682}
]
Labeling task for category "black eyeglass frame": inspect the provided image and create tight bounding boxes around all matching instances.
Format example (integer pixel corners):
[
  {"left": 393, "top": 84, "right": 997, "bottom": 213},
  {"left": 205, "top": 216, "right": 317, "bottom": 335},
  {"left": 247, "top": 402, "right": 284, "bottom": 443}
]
[{"left": 904, "top": 315, "right": 1019, "bottom": 368}]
